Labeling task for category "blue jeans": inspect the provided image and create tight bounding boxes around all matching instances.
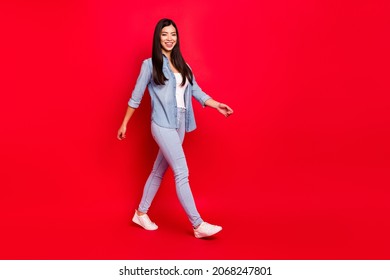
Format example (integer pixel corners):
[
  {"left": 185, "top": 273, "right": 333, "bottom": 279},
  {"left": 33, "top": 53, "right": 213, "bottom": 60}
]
[{"left": 138, "top": 108, "right": 203, "bottom": 227}]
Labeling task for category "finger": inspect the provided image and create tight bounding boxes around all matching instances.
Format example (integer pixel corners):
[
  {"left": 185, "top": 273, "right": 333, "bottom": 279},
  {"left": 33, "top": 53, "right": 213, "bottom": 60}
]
[{"left": 222, "top": 104, "right": 233, "bottom": 113}]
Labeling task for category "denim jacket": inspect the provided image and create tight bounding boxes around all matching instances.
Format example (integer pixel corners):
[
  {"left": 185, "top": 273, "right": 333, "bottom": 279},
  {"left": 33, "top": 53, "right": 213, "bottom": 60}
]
[{"left": 128, "top": 56, "right": 211, "bottom": 132}]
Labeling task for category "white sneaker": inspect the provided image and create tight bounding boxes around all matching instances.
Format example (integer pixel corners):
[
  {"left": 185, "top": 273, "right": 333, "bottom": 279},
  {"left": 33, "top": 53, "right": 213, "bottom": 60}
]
[
  {"left": 194, "top": 222, "right": 222, "bottom": 238},
  {"left": 132, "top": 210, "right": 158, "bottom": 230}
]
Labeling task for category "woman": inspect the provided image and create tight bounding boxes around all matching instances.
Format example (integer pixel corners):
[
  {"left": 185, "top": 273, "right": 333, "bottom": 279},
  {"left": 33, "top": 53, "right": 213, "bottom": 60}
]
[{"left": 117, "top": 18, "right": 233, "bottom": 238}]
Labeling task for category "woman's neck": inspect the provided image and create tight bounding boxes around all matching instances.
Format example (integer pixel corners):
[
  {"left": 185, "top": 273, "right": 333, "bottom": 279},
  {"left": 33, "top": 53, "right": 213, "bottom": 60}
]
[
  {"left": 162, "top": 49, "right": 171, "bottom": 61},
  {"left": 162, "top": 50, "right": 179, "bottom": 73}
]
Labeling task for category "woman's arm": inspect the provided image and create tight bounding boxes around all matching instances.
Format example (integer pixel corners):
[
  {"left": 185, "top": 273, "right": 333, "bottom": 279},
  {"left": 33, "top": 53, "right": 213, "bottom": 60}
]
[
  {"left": 189, "top": 71, "right": 233, "bottom": 117},
  {"left": 117, "top": 60, "right": 152, "bottom": 140},
  {"left": 117, "top": 106, "right": 136, "bottom": 140},
  {"left": 205, "top": 98, "right": 234, "bottom": 117}
]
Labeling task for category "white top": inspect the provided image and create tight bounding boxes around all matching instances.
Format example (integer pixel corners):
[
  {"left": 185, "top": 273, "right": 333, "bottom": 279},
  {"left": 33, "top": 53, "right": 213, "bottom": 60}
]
[{"left": 174, "top": 73, "right": 188, "bottom": 109}]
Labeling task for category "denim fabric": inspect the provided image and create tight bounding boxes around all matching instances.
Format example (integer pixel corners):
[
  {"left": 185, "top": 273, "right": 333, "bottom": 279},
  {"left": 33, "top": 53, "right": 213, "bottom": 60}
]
[
  {"left": 138, "top": 108, "right": 203, "bottom": 227},
  {"left": 128, "top": 56, "right": 211, "bottom": 132}
]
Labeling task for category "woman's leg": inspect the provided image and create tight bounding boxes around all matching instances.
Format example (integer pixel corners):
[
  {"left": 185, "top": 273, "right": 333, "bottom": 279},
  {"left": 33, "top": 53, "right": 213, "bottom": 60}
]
[
  {"left": 137, "top": 114, "right": 186, "bottom": 214},
  {"left": 150, "top": 110, "right": 203, "bottom": 228},
  {"left": 137, "top": 150, "right": 169, "bottom": 213}
]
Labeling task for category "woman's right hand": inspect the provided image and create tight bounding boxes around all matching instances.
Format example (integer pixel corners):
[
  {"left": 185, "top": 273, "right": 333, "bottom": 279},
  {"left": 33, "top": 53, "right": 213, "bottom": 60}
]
[
  {"left": 118, "top": 106, "right": 136, "bottom": 140},
  {"left": 117, "top": 125, "right": 127, "bottom": 140}
]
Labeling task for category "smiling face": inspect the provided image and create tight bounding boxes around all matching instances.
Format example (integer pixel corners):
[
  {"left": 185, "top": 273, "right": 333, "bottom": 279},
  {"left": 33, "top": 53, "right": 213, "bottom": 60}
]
[{"left": 160, "top": 24, "right": 177, "bottom": 56}]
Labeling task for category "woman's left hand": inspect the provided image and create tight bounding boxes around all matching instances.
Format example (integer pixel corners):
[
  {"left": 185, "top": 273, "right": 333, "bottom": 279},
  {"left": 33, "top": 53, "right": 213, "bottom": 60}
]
[{"left": 217, "top": 103, "right": 234, "bottom": 117}]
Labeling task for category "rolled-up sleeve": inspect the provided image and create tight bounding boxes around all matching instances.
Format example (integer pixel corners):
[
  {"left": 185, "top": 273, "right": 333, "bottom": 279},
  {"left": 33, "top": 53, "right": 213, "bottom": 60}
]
[
  {"left": 128, "top": 60, "right": 152, "bottom": 108},
  {"left": 191, "top": 74, "right": 211, "bottom": 107}
]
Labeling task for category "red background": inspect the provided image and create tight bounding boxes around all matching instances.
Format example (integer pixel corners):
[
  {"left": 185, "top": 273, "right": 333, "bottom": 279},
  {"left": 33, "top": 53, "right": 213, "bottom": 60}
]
[{"left": 1, "top": 0, "right": 390, "bottom": 259}]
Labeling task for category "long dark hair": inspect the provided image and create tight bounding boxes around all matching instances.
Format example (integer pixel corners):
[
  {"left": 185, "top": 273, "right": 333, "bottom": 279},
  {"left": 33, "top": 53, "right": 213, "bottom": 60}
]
[{"left": 152, "top": 18, "right": 193, "bottom": 86}]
